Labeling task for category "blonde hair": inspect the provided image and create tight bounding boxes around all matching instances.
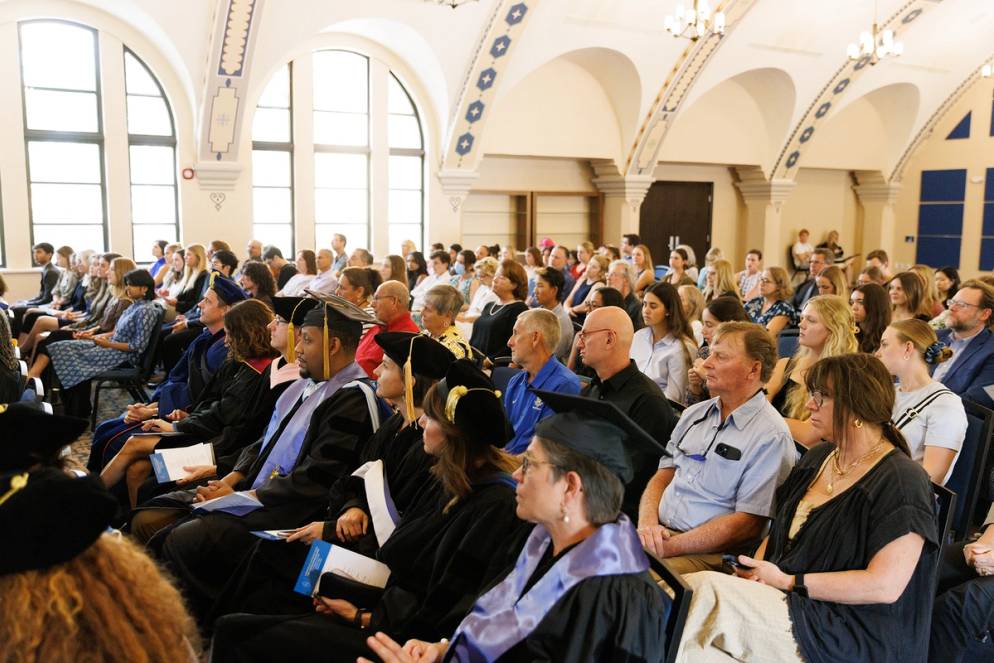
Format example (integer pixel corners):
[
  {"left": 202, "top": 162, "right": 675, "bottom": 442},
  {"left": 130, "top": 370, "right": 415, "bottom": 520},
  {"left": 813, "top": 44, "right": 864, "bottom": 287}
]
[
  {"left": 890, "top": 319, "right": 953, "bottom": 365},
  {"left": 678, "top": 284, "right": 705, "bottom": 322},
  {"left": 0, "top": 534, "right": 200, "bottom": 662},
  {"left": 180, "top": 243, "right": 207, "bottom": 293},
  {"left": 817, "top": 266, "right": 848, "bottom": 299},
  {"left": 910, "top": 264, "right": 940, "bottom": 314},
  {"left": 765, "top": 266, "right": 794, "bottom": 300},
  {"left": 704, "top": 259, "right": 740, "bottom": 302},
  {"left": 475, "top": 256, "right": 499, "bottom": 280},
  {"left": 587, "top": 254, "right": 610, "bottom": 281},
  {"left": 785, "top": 295, "right": 858, "bottom": 419},
  {"left": 109, "top": 257, "right": 137, "bottom": 299}
]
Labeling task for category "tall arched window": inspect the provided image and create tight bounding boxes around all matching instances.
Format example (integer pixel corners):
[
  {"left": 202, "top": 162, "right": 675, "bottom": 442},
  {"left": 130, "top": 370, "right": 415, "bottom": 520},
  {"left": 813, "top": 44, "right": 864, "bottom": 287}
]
[
  {"left": 250, "top": 49, "right": 426, "bottom": 256},
  {"left": 125, "top": 50, "right": 178, "bottom": 261},
  {"left": 19, "top": 20, "right": 107, "bottom": 252},
  {"left": 313, "top": 50, "right": 370, "bottom": 250},
  {"left": 252, "top": 64, "right": 294, "bottom": 256}
]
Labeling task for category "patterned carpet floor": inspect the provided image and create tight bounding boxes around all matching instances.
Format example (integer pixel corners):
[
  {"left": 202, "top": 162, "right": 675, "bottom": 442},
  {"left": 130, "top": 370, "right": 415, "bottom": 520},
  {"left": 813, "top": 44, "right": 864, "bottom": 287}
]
[{"left": 64, "top": 384, "right": 149, "bottom": 469}]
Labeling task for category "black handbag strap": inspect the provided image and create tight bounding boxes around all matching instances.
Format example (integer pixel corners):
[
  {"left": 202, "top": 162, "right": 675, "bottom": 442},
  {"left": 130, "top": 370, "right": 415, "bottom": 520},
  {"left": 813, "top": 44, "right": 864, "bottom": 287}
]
[{"left": 894, "top": 388, "right": 956, "bottom": 430}]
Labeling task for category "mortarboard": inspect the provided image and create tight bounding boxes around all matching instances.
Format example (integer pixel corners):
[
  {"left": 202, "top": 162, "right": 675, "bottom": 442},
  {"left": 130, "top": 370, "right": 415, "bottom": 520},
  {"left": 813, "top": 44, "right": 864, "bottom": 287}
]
[
  {"left": 436, "top": 359, "right": 513, "bottom": 447},
  {"left": 272, "top": 297, "right": 319, "bottom": 362},
  {"left": 375, "top": 332, "right": 456, "bottom": 420},
  {"left": 302, "top": 289, "right": 382, "bottom": 379},
  {"left": 0, "top": 467, "right": 117, "bottom": 575},
  {"left": 208, "top": 270, "right": 249, "bottom": 306},
  {"left": 0, "top": 403, "right": 88, "bottom": 472},
  {"left": 530, "top": 390, "right": 668, "bottom": 483}
]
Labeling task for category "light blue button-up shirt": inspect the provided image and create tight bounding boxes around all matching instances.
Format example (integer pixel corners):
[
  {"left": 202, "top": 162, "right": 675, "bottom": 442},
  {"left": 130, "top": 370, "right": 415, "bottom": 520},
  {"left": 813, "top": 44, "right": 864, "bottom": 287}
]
[{"left": 656, "top": 390, "right": 795, "bottom": 532}]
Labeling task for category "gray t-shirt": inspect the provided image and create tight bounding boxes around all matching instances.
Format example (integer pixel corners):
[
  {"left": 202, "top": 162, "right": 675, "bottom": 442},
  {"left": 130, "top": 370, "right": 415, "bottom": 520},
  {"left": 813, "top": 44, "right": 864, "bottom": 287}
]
[{"left": 892, "top": 380, "right": 966, "bottom": 484}]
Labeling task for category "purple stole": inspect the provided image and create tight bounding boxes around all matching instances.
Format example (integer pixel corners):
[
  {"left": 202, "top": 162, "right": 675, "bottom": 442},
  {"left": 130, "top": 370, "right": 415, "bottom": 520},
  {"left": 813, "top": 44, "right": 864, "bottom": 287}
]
[
  {"left": 445, "top": 514, "right": 647, "bottom": 662},
  {"left": 251, "top": 362, "right": 367, "bottom": 490}
]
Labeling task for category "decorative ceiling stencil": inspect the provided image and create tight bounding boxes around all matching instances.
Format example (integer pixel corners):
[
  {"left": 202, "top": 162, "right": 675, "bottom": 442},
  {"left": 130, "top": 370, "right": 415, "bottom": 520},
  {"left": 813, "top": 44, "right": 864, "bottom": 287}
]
[{"left": 771, "top": 0, "right": 945, "bottom": 181}]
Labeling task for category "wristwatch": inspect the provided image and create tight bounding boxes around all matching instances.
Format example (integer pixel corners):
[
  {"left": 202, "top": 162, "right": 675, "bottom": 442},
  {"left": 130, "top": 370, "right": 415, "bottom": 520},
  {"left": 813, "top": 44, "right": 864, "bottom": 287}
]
[{"left": 792, "top": 573, "right": 809, "bottom": 598}]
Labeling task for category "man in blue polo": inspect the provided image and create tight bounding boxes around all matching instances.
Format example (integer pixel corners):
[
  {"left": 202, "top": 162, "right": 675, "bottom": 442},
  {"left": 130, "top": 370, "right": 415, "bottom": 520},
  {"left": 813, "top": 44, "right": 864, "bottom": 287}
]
[{"left": 503, "top": 308, "right": 580, "bottom": 454}]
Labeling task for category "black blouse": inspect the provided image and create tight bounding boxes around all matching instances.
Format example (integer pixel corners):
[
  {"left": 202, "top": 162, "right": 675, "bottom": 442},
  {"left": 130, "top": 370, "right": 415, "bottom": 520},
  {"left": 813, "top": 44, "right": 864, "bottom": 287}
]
[
  {"left": 469, "top": 301, "right": 528, "bottom": 360},
  {"left": 765, "top": 443, "right": 938, "bottom": 663}
]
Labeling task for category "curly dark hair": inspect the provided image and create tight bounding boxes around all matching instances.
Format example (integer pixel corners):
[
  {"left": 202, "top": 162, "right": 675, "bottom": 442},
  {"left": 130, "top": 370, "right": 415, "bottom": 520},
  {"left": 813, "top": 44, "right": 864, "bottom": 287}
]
[
  {"left": 240, "top": 261, "right": 277, "bottom": 301},
  {"left": 223, "top": 299, "right": 279, "bottom": 361}
]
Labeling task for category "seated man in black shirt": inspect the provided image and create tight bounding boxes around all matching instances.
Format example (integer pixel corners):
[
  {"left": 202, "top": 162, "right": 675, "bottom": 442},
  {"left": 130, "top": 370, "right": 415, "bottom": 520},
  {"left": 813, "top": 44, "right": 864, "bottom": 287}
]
[{"left": 575, "top": 306, "right": 677, "bottom": 519}]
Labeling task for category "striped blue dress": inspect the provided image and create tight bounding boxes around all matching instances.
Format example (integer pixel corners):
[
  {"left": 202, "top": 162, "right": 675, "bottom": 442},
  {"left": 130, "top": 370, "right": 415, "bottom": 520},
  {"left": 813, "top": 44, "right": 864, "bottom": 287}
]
[{"left": 49, "top": 300, "right": 160, "bottom": 389}]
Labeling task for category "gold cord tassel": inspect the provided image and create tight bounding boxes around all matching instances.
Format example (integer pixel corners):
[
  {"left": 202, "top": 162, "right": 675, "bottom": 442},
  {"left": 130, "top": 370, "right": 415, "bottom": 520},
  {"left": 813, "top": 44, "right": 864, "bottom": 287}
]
[
  {"left": 286, "top": 322, "right": 295, "bottom": 363},
  {"left": 323, "top": 304, "right": 330, "bottom": 380},
  {"left": 403, "top": 336, "right": 417, "bottom": 422}
]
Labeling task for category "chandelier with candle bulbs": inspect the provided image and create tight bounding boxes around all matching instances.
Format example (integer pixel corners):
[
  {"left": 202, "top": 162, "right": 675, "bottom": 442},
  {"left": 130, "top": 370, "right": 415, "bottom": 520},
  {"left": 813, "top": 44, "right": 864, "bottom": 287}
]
[
  {"left": 664, "top": 1, "right": 726, "bottom": 41},
  {"left": 846, "top": 1, "right": 903, "bottom": 64},
  {"left": 425, "top": 0, "right": 479, "bottom": 8}
]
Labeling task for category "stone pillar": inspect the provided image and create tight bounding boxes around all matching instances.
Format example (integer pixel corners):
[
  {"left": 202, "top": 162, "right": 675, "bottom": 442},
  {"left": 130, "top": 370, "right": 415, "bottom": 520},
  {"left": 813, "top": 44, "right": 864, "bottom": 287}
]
[
  {"left": 853, "top": 171, "right": 902, "bottom": 261},
  {"left": 591, "top": 161, "right": 653, "bottom": 247},
  {"left": 434, "top": 169, "right": 480, "bottom": 247},
  {"left": 734, "top": 167, "right": 795, "bottom": 265}
]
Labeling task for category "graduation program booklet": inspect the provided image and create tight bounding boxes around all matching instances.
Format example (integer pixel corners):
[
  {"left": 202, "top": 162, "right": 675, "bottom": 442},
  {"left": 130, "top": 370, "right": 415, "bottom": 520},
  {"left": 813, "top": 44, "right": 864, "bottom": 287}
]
[
  {"left": 192, "top": 491, "right": 263, "bottom": 517},
  {"left": 150, "top": 443, "right": 215, "bottom": 483},
  {"left": 293, "top": 539, "right": 391, "bottom": 596}
]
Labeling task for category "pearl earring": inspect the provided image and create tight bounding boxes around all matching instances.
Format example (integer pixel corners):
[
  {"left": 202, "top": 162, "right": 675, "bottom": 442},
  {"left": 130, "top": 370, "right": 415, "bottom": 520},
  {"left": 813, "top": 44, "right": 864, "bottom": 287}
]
[{"left": 561, "top": 503, "right": 570, "bottom": 524}]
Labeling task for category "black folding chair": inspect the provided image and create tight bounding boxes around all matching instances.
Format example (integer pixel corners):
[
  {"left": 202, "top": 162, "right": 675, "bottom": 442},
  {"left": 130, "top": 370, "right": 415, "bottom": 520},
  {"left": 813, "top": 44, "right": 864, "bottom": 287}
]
[
  {"left": 650, "top": 556, "right": 694, "bottom": 663},
  {"left": 89, "top": 307, "right": 165, "bottom": 429},
  {"left": 931, "top": 482, "right": 956, "bottom": 573},
  {"left": 777, "top": 329, "right": 800, "bottom": 359},
  {"left": 947, "top": 399, "right": 994, "bottom": 539}
]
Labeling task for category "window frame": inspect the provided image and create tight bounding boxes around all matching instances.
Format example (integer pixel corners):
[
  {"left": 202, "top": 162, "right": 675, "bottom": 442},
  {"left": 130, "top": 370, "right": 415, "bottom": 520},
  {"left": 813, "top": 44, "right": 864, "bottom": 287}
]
[
  {"left": 124, "top": 47, "right": 179, "bottom": 263},
  {"left": 18, "top": 19, "right": 109, "bottom": 255},
  {"left": 252, "top": 61, "right": 296, "bottom": 256},
  {"left": 387, "top": 72, "right": 426, "bottom": 253}
]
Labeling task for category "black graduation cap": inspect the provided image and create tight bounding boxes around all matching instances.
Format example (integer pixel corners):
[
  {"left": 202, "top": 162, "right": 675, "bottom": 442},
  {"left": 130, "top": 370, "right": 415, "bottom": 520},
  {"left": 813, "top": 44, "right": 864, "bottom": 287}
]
[
  {"left": 530, "top": 390, "right": 668, "bottom": 483},
  {"left": 0, "top": 467, "right": 117, "bottom": 575},
  {"left": 0, "top": 403, "right": 88, "bottom": 472},
  {"left": 272, "top": 297, "right": 320, "bottom": 362},
  {"left": 301, "top": 289, "right": 382, "bottom": 378},
  {"left": 436, "top": 359, "right": 513, "bottom": 447},
  {"left": 376, "top": 332, "right": 456, "bottom": 420},
  {"left": 209, "top": 271, "right": 248, "bottom": 306}
]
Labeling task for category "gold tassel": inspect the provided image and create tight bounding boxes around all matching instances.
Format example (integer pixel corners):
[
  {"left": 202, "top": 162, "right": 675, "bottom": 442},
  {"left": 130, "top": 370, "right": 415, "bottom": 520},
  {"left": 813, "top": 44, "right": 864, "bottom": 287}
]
[
  {"left": 209, "top": 270, "right": 217, "bottom": 288},
  {"left": 403, "top": 336, "right": 417, "bottom": 422},
  {"left": 323, "top": 303, "right": 330, "bottom": 380},
  {"left": 0, "top": 473, "right": 28, "bottom": 506},
  {"left": 285, "top": 299, "right": 309, "bottom": 364}
]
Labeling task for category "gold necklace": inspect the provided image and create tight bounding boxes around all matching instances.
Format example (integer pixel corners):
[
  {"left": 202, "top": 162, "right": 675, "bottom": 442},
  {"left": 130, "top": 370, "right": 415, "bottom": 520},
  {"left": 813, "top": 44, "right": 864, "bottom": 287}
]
[{"left": 825, "top": 438, "right": 884, "bottom": 494}]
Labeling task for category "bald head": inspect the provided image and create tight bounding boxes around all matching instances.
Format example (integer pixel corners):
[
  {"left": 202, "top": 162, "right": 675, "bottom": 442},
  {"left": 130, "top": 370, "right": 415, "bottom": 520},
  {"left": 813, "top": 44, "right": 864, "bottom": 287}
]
[
  {"left": 578, "top": 306, "right": 634, "bottom": 380},
  {"left": 372, "top": 279, "right": 411, "bottom": 324}
]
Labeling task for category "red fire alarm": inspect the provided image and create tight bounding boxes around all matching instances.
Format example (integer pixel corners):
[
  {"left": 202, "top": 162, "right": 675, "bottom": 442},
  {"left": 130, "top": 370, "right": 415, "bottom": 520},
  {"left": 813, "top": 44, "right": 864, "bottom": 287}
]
[{"left": 181, "top": 167, "right": 195, "bottom": 180}]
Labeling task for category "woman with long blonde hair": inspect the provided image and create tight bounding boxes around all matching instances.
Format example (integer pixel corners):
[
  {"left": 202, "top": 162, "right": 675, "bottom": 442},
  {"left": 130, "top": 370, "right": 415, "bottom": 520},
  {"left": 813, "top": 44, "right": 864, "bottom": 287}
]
[
  {"left": 766, "top": 295, "right": 858, "bottom": 447},
  {"left": 910, "top": 264, "right": 945, "bottom": 318},
  {"left": 702, "top": 258, "right": 740, "bottom": 304}
]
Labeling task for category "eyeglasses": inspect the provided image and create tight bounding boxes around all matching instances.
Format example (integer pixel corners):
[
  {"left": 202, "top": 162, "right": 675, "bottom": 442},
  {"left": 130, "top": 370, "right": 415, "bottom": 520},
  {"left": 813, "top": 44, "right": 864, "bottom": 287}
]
[
  {"left": 948, "top": 299, "right": 980, "bottom": 310},
  {"left": 809, "top": 390, "right": 828, "bottom": 409},
  {"left": 520, "top": 454, "right": 558, "bottom": 475},
  {"left": 372, "top": 295, "right": 397, "bottom": 302},
  {"left": 576, "top": 328, "right": 613, "bottom": 343},
  {"left": 759, "top": 277, "right": 772, "bottom": 284}
]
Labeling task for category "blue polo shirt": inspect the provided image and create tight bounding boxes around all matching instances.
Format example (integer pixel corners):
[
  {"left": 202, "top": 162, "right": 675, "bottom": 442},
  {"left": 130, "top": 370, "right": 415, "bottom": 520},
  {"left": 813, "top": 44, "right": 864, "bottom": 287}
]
[{"left": 503, "top": 356, "right": 581, "bottom": 454}]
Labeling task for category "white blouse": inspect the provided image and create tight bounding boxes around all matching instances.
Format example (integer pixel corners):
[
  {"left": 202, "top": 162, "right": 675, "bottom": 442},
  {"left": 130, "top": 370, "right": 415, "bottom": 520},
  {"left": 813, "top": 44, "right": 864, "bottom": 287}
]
[
  {"left": 892, "top": 381, "right": 967, "bottom": 485},
  {"left": 279, "top": 273, "right": 316, "bottom": 297},
  {"left": 629, "top": 327, "right": 693, "bottom": 403}
]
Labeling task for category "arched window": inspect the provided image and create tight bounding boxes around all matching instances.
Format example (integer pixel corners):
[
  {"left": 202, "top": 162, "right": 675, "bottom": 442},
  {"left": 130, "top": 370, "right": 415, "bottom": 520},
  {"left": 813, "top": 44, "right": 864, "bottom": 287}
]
[
  {"left": 19, "top": 20, "right": 107, "bottom": 252},
  {"left": 17, "top": 20, "right": 180, "bottom": 264},
  {"left": 312, "top": 50, "right": 370, "bottom": 251},
  {"left": 251, "top": 49, "right": 426, "bottom": 257},
  {"left": 252, "top": 64, "right": 294, "bottom": 256},
  {"left": 125, "top": 50, "right": 178, "bottom": 262}
]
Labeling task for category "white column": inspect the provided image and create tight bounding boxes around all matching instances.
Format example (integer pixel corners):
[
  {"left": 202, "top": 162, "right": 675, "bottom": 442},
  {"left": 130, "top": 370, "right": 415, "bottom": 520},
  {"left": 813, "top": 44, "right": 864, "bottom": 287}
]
[
  {"left": 591, "top": 161, "right": 653, "bottom": 246},
  {"left": 853, "top": 171, "right": 902, "bottom": 261},
  {"left": 435, "top": 169, "right": 480, "bottom": 247},
  {"left": 734, "top": 167, "right": 795, "bottom": 265}
]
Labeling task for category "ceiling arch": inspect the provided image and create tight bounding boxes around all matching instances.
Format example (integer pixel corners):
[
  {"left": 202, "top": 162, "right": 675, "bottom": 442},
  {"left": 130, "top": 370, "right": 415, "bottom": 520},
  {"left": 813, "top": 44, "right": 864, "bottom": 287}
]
[{"left": 659, "top": 66, "right": 796, "bottom": 171}]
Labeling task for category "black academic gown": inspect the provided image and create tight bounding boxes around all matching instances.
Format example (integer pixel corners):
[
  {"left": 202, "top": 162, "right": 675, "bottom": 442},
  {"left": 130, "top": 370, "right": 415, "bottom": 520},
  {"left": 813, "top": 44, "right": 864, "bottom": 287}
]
[
  {"left": 210, "top": 477, "right": 526, "bottom": 663},
  {"left": 489, "top": 569, "right": 668, "bottom": 662},
  {"left": 145, "top": 383, "right": 378, "bottom": 619},
  {"left": 208, "top": 413, "right": 432, "bottom": 621}
]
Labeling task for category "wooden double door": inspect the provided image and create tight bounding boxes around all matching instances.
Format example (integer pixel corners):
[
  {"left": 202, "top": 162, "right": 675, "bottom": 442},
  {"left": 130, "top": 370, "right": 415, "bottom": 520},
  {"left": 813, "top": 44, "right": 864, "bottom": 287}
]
[{"left": 639, "top": 181, "right": 713, "bottom": 269}]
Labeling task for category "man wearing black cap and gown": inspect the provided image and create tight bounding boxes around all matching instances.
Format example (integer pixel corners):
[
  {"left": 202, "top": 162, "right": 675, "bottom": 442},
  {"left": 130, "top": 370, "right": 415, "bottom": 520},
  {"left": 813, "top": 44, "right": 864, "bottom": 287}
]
[
  {"left": 208, "top": 332, "right": 457, "bottom": 621},
  {"left": 88, "top": 272, "right": 245, "bottom": 473},
  {"left": 133, "top": 295, "right": 387, "bottom": 619},
  {"left": 210, "top": 360, "right": 525, "bottom": 662}
]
